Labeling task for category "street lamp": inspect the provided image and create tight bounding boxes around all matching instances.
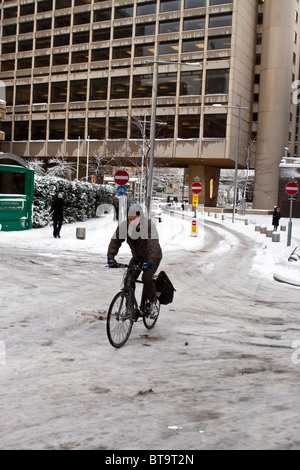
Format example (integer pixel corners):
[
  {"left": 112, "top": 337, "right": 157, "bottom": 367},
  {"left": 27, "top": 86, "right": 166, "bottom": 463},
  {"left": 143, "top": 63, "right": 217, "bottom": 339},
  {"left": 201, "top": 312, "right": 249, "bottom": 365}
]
[
  {"left": 212, "top": 99, "right": 248, "bottom": 222},
  {"left": 145, "top": 55, "right": 201, "bottom": 216}
]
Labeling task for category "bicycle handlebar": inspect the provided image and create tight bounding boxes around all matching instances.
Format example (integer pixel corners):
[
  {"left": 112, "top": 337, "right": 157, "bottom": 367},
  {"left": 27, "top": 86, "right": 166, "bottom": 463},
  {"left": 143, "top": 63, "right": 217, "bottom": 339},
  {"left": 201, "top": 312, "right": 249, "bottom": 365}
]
[{"left": 107, "top": 262, "right": 142, "bottom": 270}]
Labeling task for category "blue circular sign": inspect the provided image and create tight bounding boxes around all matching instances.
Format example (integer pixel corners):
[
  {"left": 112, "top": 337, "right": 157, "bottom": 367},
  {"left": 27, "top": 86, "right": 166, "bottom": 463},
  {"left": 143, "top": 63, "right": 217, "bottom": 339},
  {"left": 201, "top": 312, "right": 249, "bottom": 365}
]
[{"left": 117, "top": 185, "right": 127, "bottom": 195}]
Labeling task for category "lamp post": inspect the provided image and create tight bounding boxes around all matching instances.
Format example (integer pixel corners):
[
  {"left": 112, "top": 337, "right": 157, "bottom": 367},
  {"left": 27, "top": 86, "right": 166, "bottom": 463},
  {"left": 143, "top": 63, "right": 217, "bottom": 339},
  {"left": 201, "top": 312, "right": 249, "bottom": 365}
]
[
  {"left": 213, "top": 98, "right": 248, "bottom": 222},
  {"left": 145, "top": 54, "right": 201, "bottom": 216}
]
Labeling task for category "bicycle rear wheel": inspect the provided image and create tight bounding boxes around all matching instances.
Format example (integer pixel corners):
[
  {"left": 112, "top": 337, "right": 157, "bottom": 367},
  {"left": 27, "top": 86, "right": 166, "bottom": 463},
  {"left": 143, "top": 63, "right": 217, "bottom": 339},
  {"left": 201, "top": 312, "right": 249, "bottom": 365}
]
[
  {"left": 107, "top": 292, "right": 134, "bottom": 348},
  {"left": 143, "top": 301, "right": 160, "bottom": 330}
]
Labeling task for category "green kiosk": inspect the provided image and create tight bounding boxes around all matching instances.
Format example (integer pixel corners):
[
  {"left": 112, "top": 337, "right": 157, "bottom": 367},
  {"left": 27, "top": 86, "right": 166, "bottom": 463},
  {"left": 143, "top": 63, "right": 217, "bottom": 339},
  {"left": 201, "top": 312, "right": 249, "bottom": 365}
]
[{"left": 0, "top": 153, "right": 34, "bottom": 231}]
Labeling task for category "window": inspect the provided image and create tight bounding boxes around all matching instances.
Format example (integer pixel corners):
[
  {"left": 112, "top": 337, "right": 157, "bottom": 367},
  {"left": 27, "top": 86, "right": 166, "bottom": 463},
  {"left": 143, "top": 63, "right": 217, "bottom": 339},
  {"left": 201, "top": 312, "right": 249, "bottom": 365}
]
[
  {"left": 33, "top": 83, "right": 48, "bottom": 104},
  {"left": 34, "top": 56, "right": 50, "bottom": 68},
  {"left": 93, "top": 29, "right": 110, "bottom": 42},
  {"left": 185, "top": 0, "right": 205, "bottom": 8},
  {"left": 210, "top": 0, "right": 233, "bottom": 5},
  {"left": 130, "top": 116, "right": 151, "bottom": 139},
  {"left": 54, "top": 34, "right": 70, "bottom": 47},
  {"left": 136, "top": 23, "right": 156, "bottom": 36},
  {"left": 0, "top": 171, "right": 25, "bottom": 194},
  {"left": 49, "top": 119, "right": 65, "bottom": 140},
  {"left": 17, "top": 58, "right": 32, "bottom": 70},
  {"left": 180, "top": 70, "right": 202, "bottom": 96},
  {"left": 56, "top": 0, "right": 71, "bottom": 9},
  {"left": 207, "top": 35, "right": 231, "bottom": 50},
  {"left": 37, "top": 0, "right": 53, "bottom": 13},
  {"left": 3, "top": 6, "right": 18, "bottom": 19},
  {"left": 203, "top": 114, "right": 227, "bottom": 138},
  {"left": 36, "top": 37, "right": 51, "bottom": 49},
  {"left": 16, "top": 85, "right": 31, "bottom": 105},
  {"left": 137, "top": 2, "right": 156, "bottom": 16},
  {"left": 71, "top": 51, "right": 89, "bottom": 64},
  {"left": 157, "top": 72, "right": 177, "bottom": 97},
  {"left": 2, "top": 42, "right": 16, "bottom": 54},
  {"left": 91, "top": 48, "right": 110, "bottom": 61},
  {"left": 19, "top": 21, "right": 34, "bottom": 34},
  {"left": 112, "top": 46, "right": 132, "bottom": 60},
  {"left": 14, "top": 121, "right": 29, "bottom": 141},
  {"left": 51, "top": 81, "right": 68, "bottom": 103},
  {"left": 54, "top": 15, "right": 71, "bottom": 28},
  {"left": 159, "top": 42, "right": 179, "bottom": 55},
  {"left": 31, "top": 121, "right": 47, "bottom": 140},
  {"left": 89, "top": 78, "right": 108, "bottom": 100},
  {"left": 205, "top": 69, "right": 229, "bottom": 94},
  {"left": 160, "top": 0, "right": 181, "bottom": 12},
  {"left": 94, "top": 9, "right": 111, "bottom": 22},
  {"left": 115, "top": 6, "right": 134, "bottom": 19},
  {"left": 132, "top": 75, "right": 153, "bottom": 98},
  {"left": 135, "top": 43, "right": 155, "bottom": 57},
  {"left": 1, "top": 60, "right": 15, "bottom": 72},
  {"left": 109, "top": 117, "right": 127, "bottom": 139},
  {"left": 68, "top": 119, "right": 85, "bottom": 139},
  {"left": 73, "top": 31, "right": 90, "bottom": 44},
  {"left": 2, "top": 24, "right": 17, "bottom": 37},
  {"left": 159, "top": 20, "right": 180, "bottom": 34},
  {"left": 156, "top": 116, "right": 175, "bottom": 139},
  {"left": 110, "top": 76, "right": 130, "bottom": 100},
  {"left": 178, "top": 115, "right": 200, "bottom": 138},
  {"left": 1, "top": 122, "right": 12, "bottom": 141},
  {"left": 88, "top": 118, "right": 106, "bottom": 139},
  {"left": 182, "top": 39, "right": 204, "bottom": 53},
  {"left": 52, "top": 53, "right": 69, "bottom": 66},
  {"left": 74, "top": 12, "right": 91, "bottom": 25},
  {"left": 20, "top": 3, "right": 35, "bottom": 15},
  {"left": 70, "top": 80, "right": 87, "bottom": 101},
  {"left": 209, "top": 14, "right": 232, "bottom": 28},
  {"left": 18, "top": 40, "right": 33, "bottom": 52},
  {"left": 183, "top": 17, "right": 205, "bottom": 31},
  {"left": 114, "top": 26, "right": 133, "bottom": 39}
]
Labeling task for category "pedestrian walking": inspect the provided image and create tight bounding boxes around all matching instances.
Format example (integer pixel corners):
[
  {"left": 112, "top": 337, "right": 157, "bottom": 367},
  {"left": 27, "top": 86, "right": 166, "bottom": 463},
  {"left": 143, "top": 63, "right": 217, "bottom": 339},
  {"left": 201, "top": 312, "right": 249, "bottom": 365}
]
[
  {"left": 272, "top": 206, "right": 281, "bottom": 231},
  {"left": 50, "top": 193, "right": 65, "bottom": 238}
]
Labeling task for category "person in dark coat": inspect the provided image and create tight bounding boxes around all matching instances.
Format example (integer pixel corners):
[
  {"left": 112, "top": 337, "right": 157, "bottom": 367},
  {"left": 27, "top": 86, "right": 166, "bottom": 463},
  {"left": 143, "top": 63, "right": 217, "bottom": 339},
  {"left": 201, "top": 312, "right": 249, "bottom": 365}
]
[
  {"left": 50, "top": 193, "right": 65, "bottom": 238},
  {"left": 272, "top": 206, "right": 281, "bottom": 231},
  {"left": 107, "top": 203, "right": 162, "bottom": 308}
]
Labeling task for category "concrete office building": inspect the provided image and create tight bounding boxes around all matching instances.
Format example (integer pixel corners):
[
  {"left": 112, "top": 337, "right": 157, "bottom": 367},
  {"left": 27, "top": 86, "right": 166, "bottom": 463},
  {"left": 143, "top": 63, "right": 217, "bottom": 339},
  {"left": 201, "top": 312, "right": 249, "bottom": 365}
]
[{"left": 0, "top": 0, "right": 299, "bottom": 208}]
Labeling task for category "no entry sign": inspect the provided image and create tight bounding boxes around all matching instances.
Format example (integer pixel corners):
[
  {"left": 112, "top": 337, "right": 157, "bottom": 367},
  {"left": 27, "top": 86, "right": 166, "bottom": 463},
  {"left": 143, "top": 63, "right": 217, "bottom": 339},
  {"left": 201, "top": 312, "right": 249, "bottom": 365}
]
[
  {"left": 191, "top": 182, "right": 202, "bottom": 194},
  {"left": 285, "top": 181, "right": 299, "bottom": 197},
  {"left": 114, "top": 169, "right": 129, "bottom": 186}
]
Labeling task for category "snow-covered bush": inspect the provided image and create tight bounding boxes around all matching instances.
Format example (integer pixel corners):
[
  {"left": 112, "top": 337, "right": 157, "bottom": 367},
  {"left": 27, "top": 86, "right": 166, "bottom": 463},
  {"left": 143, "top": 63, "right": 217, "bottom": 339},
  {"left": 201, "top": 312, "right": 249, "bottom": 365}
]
[{"left": 33, "top": 175, "right": 113, "bottom": 228}]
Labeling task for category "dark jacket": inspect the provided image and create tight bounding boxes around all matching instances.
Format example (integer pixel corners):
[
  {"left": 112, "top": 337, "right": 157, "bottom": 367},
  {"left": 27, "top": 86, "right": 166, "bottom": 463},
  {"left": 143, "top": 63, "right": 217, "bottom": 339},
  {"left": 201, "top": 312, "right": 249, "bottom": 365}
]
[
  {"left": 107, "top": 218, "right": 162, "bottom": 264},
  {"left": 51, "top": 198, "right": 65, "bottom": 221},
  {"left": 272, "top": 209, "right": 281, "bottom": 226}
]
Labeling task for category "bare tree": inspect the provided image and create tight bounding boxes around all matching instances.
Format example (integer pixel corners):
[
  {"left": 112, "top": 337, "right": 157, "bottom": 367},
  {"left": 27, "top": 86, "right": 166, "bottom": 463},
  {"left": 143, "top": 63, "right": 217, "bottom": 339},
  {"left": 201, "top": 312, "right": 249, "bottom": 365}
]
[
  {"left": 28, "top": 158, "right": 46, "bottom": 176},
  {"left": 47, "top": 157, "right": 76, "bottom": 179}
]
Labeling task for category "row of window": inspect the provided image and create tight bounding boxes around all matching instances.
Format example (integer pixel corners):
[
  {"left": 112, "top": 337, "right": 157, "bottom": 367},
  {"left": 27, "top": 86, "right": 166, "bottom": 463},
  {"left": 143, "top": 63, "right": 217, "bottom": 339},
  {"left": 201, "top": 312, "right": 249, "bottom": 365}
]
[
  {"left": 5, "top": 70, "right": 229, "bottom": 105},
  {"left": 2, "top": 12, "right": 232, "bottom": 38},
  {"left": 2, "top": 114, "right": 227, "bottom": 141},
  {"left": 1, "top": 36, "right": 231, "bottom": 71},
  {"left": 1, "top": 0, "right": 233, "bottom": 21}
]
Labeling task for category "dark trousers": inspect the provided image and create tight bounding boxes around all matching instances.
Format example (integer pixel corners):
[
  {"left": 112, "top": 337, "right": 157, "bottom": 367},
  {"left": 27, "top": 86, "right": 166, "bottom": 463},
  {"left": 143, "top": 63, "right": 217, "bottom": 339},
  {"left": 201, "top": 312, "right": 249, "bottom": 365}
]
[
  {"left": 126, "top": 258, "right": 161, "bottom": 301},
  {"left": 53, "top": 218, "right": 63, "bottom": 238}
]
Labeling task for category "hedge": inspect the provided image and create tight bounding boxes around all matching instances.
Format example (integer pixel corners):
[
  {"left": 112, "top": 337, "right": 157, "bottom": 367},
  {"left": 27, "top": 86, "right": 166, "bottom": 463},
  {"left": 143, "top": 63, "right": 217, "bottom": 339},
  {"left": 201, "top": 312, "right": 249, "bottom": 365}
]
[{"left": 33, "top": 175, "right": 114, "bottom": 228}]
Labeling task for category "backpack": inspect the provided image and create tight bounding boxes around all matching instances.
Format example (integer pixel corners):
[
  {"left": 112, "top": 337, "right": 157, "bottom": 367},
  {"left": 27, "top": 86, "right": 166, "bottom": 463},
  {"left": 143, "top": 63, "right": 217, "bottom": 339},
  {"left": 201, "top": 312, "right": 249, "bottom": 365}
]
[{"left": 155, "top": 271, "right": 176, "bottom": 305}]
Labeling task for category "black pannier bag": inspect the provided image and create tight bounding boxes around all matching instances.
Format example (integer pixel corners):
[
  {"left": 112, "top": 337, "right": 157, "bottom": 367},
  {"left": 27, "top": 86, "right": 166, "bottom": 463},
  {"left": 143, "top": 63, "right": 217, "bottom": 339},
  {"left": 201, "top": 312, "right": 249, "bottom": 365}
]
[{"left": 155, "top": 271, "right": 176, "bottom": 305}]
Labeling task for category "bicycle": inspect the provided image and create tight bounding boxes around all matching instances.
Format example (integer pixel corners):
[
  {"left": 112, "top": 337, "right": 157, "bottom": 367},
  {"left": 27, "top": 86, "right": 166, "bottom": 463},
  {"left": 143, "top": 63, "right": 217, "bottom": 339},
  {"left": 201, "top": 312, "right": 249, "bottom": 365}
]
[{"left": 106, "top": 263, "right": 160, "bottom": 348}]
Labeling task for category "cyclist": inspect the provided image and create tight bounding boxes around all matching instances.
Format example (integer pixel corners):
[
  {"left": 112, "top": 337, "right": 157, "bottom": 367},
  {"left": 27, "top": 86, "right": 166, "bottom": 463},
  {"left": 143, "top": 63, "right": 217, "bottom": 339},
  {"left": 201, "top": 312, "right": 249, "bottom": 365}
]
[{"left": 107, "top": 203, "right": 162, "bottom": 315}]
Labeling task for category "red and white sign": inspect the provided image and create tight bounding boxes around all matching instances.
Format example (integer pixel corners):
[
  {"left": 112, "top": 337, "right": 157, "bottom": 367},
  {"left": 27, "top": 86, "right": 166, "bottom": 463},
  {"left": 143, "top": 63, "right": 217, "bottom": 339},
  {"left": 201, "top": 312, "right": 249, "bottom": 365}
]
[
  {"left": 191, "top": 182, "right": 202, "bottom": 194},
  {"left": 285, "top": 181, "right": 299, "bottom": 197},
  {"left": 114, "top": 169, "right": 129, "bottom": 186}
]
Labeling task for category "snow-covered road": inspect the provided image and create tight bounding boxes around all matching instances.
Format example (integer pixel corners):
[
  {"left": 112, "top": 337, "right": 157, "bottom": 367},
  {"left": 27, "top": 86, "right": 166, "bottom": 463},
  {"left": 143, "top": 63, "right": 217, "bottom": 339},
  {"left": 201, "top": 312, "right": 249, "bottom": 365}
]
[{"left": 1, "top": 212, "right": 300, "bottom": 450}]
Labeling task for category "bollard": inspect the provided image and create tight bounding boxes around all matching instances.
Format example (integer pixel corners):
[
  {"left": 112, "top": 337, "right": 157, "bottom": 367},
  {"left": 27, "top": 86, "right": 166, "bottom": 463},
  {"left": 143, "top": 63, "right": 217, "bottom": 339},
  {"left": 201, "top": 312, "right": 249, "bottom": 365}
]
[
  {"left": 76, "top": 227, "right": 86, "bottom": 239},
  {"left": 255, "top": 225, "right": 261, "bottom": 232},
  {"left": 245, "top": 219, "right": 249, "bottom": 225},
  {"left": 266, "top": 229, "right": 273, "bottom": 238},
  {"left": 214, "top": 213, "right": 218, "bottom": 218},
  {"left": 280, "top": 225, "right": 287, "bottom": 232},
  {"left": 272, "top": 232, "right": 280, "bottom": 243},
  {"left": 222, "top": 215, "right": 225, "bottom": 221},
  {"left": 260, "top": 226, "right": 267, "bottom": 234}
]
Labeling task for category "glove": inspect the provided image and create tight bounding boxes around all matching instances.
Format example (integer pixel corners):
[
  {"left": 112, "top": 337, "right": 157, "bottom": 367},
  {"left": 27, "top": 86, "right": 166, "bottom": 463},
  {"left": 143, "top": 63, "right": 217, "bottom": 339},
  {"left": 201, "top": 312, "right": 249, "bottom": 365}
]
[
  {"left": 108, "top": 258, "right": 117, "bottom": 268},
  {"left": 142, "top": 262, "right": 152, "bottom": 272}
]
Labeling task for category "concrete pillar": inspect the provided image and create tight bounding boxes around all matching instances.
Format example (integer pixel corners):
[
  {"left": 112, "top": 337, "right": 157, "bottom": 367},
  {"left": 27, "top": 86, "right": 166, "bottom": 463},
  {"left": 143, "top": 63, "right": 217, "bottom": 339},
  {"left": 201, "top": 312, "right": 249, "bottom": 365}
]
[
  {"left": 188, "top": 165, "right": 220, "bottom": 207},
  {"left": 253, "top": 0, "right": 297, "bottom": 210}
]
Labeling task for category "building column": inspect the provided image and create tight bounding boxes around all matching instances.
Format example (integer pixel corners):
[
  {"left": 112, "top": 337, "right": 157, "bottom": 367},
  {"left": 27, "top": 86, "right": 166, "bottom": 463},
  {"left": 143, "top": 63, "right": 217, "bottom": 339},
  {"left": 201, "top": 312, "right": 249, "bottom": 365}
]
[
  {"left": 253, "top": 0, "right": 296, "bottom": 210},
  {"left": 188, "top": 165, "right": 220, "bottom": 207}
]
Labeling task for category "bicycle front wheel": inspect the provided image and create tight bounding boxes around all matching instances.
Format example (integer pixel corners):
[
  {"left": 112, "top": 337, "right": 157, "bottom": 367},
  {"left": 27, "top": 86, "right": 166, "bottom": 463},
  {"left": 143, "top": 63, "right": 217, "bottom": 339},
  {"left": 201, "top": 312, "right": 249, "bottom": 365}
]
[{"left": 107, "top": 292, "right": 134, "bottom": 348}]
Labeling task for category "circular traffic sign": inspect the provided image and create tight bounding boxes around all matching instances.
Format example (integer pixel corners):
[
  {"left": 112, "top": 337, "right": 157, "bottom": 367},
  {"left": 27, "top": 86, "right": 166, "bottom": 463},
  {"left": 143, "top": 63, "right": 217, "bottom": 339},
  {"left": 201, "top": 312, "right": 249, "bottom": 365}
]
[
  {"left": 191, "top": 182, "right": 202, "bottom": 194},
  {"left": 117, "top": 185, "right": 126, "bottom": 195},
  {"left": 285, "top": 181, "right": 299, "bottom": 196},
  {"left": 114, "top": 169, "right": 129, "bottom": 186}
]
